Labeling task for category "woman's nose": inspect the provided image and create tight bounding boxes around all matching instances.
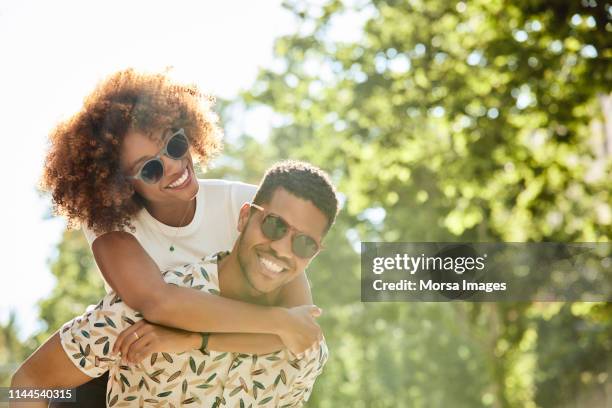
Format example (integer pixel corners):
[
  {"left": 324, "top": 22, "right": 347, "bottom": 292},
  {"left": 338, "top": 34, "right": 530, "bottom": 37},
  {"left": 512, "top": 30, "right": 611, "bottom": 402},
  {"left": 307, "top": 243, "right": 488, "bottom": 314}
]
[{"left": 161, "top": 155, "right": 184, "bottom": 179}]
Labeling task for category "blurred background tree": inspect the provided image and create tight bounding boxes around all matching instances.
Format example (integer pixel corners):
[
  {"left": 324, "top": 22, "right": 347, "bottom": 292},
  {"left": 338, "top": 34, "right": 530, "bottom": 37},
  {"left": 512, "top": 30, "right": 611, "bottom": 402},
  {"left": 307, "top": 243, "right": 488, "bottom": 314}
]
[
  {"left": 34, "top": 230, "right": 105, "bottom": 343},
  {"left": 217, "top": 0, "right": 611, "bottom": 406},
  {"left": 0, "top": 230, "right": 106, "bottom": 389},
  {"left": 0, "top": 313, "right": 31, "bottom": 387},
  {"left": 3, "top": 0, "right": 610, "bottom": 407}
]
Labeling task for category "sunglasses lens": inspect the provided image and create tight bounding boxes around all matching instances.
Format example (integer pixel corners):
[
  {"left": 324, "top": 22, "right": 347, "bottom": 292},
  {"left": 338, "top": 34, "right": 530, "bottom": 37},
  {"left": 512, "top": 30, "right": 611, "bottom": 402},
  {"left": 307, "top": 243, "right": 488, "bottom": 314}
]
[
  {"left": 140, "top": 159, "right": 164, "bottom": 184},
  {"left": 292, "top": 234, "right": 319, "bottom": 258},
  {"left": 261, "top": 215, "right": 288, "bottom": 240},
  {"left": 166, "top": 133, "right": 189, "bottom": 159}
]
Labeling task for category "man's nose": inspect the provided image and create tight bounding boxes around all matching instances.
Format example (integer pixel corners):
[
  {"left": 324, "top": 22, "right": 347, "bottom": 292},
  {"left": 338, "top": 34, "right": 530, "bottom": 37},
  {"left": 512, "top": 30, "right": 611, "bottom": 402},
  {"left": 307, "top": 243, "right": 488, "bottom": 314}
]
[{"left": 269, "top": 232, "right": 293, "bottom": 261}]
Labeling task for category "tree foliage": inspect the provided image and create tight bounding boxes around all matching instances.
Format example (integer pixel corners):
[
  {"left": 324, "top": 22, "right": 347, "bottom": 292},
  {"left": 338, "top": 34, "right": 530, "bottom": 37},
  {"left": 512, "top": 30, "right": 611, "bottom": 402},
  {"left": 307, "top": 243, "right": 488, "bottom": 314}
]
[
  {"left": 4, "top": 1, "right": 610, "bottom": 406},
  {"left": 233, "top": 0, "right": 611, "bottom": 406},
  {"left": 0, "top": 313, "right": 31, "bottom": 386},
  {"left": 35, "top": 229, "right": 105, "bottom": 343}
]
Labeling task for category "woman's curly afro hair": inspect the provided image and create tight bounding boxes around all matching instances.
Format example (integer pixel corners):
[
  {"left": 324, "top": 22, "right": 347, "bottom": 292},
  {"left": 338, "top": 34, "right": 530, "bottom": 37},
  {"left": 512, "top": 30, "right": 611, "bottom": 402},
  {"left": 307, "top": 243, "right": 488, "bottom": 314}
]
[{"left": 41, "top": 68, "right": 222, "bottom": 234}]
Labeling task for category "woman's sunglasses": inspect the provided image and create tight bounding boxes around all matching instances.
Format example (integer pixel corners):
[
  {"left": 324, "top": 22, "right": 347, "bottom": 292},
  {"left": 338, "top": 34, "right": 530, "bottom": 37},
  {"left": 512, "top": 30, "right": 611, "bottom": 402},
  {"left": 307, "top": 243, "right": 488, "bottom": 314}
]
[
  {"left": 250, "top": 203, "right": 321, "bottom": 259},
  {"left": 127, "top": 128, "right": 190, "bottom": 184}
]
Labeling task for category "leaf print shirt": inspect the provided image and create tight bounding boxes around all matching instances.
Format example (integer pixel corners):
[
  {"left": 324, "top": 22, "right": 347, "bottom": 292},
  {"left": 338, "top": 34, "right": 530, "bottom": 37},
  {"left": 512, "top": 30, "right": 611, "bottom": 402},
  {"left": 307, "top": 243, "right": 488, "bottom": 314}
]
[{"left": 59, "top": 254, "right": 328, "bottom": 407}]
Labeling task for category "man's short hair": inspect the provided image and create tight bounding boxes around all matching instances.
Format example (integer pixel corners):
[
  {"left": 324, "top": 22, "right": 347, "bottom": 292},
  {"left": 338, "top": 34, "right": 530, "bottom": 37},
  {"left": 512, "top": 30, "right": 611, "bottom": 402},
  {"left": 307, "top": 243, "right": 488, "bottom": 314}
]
[{"left": 253, "top": 160, "right": 339, "bottom": 233}]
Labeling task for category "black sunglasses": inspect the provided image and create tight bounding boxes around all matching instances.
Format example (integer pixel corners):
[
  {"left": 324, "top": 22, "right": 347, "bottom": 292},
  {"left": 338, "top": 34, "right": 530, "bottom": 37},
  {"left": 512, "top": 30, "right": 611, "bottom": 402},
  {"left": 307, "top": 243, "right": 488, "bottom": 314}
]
[
  {"left": 127, "top": 128, "right": 190, "bottom": 184},
  {"left": 250, "top": 203, "right": 322, "bottom": 259}
]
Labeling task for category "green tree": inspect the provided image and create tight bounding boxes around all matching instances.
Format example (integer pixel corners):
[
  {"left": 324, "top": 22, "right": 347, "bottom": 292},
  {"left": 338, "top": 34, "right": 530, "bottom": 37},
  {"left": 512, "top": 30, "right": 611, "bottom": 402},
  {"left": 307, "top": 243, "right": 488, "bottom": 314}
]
[
  {"left": 227, "top": 0, "right": 611, "bottom": 406},
  {"left": 1, "top": 230, "right": 102, "bottom": 387},
  {"left": 29, "top": 1, "right": 611, "bottom": 405},
  {"left": 0, "top": 312, "right": 31, "bottom": 386},
  {"left": 35, "top": 229, "right": 105, "bottom": 344}
]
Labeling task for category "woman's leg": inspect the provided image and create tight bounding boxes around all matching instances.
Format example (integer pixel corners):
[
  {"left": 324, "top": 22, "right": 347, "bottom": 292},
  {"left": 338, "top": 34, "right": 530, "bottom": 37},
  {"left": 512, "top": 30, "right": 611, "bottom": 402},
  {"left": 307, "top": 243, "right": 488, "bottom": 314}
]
[{"left": 10, "top": 332, "right": 96, "bottom": 408}]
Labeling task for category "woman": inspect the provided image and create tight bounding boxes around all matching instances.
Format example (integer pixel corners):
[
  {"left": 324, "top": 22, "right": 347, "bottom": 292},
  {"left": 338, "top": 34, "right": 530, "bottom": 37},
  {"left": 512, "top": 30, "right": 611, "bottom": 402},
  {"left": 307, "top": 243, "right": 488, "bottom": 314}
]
[{"left": 12, "top": 69, "right": 320, "bottom": 406}]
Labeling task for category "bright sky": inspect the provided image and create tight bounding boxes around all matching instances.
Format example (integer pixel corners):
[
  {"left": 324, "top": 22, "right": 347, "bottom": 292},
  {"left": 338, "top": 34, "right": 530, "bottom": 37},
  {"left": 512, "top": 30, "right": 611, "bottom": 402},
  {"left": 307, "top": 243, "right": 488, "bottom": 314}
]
[{"left": 0, "top": 0, "right": 297, "bottom": 339}]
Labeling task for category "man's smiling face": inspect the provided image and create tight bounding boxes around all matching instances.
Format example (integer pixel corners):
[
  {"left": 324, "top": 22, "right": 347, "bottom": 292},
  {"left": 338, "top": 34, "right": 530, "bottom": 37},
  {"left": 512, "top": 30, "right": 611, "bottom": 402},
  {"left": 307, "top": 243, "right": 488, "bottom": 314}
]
[{"left": 236, "top": 187, "right": 328, "bottom": 296}]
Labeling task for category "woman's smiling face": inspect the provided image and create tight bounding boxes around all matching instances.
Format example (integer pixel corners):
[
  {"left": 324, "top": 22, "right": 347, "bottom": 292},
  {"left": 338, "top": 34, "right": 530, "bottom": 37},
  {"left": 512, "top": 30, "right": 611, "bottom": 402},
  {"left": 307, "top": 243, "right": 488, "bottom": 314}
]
[{"left": 120, "top": 128, "right": 199, "bottom": 206}]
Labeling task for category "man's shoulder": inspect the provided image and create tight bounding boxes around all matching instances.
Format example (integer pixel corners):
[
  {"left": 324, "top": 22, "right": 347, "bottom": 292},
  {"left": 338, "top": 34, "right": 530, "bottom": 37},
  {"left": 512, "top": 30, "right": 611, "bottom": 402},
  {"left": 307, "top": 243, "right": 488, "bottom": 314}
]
[{"left": 160, "top": 254, "right": 224, "bottom": 292}]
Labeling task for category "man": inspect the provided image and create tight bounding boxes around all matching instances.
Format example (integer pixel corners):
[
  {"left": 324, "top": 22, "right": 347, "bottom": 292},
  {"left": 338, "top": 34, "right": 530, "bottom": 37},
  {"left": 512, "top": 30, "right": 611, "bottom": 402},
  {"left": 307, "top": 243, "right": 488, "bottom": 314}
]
[{"left": 11, "top": 160, "right": 339, "bottom": 407}]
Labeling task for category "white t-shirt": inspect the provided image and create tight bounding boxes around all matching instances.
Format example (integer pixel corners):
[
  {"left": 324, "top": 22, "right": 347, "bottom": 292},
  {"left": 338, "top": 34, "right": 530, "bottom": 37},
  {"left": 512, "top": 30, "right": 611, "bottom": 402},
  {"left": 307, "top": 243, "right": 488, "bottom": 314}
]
[{"left": 83, "top": 179, "right": 257, "bottom": 292}]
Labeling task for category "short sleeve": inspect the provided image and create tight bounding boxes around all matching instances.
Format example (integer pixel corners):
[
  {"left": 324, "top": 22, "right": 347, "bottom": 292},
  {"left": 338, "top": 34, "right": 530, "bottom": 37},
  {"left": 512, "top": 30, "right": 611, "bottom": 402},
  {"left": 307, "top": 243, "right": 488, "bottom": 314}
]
[
  {"left": 220, "top": 339, "right": 329, "bottom": 407},
  {"left": 81, "top": 224, "right": 100, "bottom": 247},
  {"left": 58, "top": 296, "right": 126, "bottom": 378},
  {"left": 285, "top": 339, "right": 329, "bottom": 406},
  {"left": 229, "top": 181, "right": 257, "bottom": 223},
  {"left": 81, "top": 223, "right": 133, "bottom": 247}
]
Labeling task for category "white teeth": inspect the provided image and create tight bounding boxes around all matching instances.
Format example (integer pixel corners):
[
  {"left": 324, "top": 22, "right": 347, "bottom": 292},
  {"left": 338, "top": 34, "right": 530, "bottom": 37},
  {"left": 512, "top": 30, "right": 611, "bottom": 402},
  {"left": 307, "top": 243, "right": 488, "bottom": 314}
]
[
  {"left": 168, "top": 169, "right": 189, "bottom": 188},
  {"left": 260, "top": 257, "right": 283, "bottom": 274}
]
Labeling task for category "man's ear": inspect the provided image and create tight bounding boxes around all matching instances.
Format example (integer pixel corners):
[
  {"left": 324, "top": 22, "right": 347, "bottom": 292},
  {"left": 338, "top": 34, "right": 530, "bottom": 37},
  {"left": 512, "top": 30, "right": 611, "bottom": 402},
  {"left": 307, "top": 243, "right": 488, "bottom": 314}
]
[{"left": 237, "top": 203, "right": 251, "bottom": 232}]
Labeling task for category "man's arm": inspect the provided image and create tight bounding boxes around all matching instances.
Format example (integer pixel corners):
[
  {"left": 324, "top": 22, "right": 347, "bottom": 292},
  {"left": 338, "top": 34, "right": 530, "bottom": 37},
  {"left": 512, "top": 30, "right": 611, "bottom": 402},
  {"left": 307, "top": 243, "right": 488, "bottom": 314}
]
[
  {"left": 207, "top": 333, "right": 284, "bottom": 354},
  {"left": 118, "top": 323, "right": 286, "bottom": 364},
  {"left": 118, "top": 285, "right": 316, "bottom": 361},
  {"left": 120, "top": 307, "right": 321, "bottom": 361}
]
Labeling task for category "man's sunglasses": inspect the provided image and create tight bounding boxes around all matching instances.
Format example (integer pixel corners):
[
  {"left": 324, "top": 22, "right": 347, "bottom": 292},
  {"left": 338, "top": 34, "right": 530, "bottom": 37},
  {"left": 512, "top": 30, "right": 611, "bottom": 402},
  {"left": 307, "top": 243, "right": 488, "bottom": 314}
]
[
  {"left": 250, "top": 203, "right": 321, "bottom": 259},
  {"left": 127, "top": 128, "right": 190, "bottom": 184}
]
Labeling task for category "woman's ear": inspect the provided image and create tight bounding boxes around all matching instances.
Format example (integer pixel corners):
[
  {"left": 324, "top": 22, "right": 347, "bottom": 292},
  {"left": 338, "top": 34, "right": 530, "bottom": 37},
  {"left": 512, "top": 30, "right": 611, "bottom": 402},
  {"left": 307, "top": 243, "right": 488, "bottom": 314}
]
[{"left": 237, "top": 203, "right": 251, "bottom": 232}]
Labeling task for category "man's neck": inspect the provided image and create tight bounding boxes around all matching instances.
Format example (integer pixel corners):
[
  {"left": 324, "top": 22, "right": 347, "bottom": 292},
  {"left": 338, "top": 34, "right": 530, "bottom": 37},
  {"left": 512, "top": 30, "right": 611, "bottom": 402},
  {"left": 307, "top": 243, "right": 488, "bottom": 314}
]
[{"left": 217, "top": 252, "right": 280, "bottom": 306}]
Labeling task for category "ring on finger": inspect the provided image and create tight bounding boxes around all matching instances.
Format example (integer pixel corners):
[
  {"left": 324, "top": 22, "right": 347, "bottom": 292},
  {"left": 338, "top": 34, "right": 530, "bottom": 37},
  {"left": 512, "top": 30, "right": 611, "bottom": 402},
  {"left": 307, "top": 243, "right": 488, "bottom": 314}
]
[{"left": 133, "top": 332, "right": 140, "bottom": 340}]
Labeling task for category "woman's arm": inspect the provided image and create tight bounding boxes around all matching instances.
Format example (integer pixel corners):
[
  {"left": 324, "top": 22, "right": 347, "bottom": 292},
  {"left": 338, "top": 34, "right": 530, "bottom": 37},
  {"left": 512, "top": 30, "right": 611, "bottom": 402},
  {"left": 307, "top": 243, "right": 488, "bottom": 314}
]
[
  {"left": 93, "top": 232, "right": 320, "bottom": 354},
  {"left": 94, "top": 232, "right": 283, "bottom": 333},
  {"left": 116, "top": 277, "right": 320, "bottom": 361}
]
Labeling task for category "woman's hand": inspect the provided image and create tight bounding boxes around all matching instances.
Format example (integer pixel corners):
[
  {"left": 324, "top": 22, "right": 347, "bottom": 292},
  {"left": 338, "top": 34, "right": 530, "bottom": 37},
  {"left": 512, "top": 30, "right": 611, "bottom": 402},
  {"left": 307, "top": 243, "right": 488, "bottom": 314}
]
[
  {"left": 113, "top": 320, "right": 200, "bottom": 364},
  {"left": 276, "top": 305, "right": 323, "bottom": 358}
]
